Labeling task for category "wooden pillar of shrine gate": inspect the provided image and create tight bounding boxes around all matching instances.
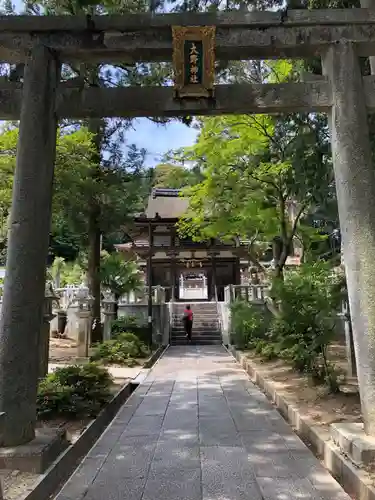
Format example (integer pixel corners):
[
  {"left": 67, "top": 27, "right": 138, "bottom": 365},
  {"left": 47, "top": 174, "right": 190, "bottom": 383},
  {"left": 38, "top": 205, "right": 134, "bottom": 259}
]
[
  {"left": 0, "top": 46, "right": 60, "bottom": 446},
  {"left": 322, "top": 42, "right": 375, "bottom": 435},
  {"left": 147, "top": 222, "right": 154, "bottom": 345},
  {"left": 170, "top": 253, "right": 178, "bottom": 301},
  {"left": 209, "top": 251, "right": 217, "bottom": 301}
]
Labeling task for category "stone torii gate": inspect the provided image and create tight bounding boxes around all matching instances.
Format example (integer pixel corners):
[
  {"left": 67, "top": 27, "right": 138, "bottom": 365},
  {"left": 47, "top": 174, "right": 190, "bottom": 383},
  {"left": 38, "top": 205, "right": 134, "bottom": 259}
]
[{"left": 0, "top": 9, "right": 375, "bottom": 450}]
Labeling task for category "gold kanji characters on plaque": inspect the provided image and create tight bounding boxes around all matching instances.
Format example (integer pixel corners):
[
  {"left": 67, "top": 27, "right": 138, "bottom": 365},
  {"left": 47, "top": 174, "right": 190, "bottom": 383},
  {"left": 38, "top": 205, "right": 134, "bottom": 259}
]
[{"left": 172, "top": 26, "right": 215, "bottom": 98}]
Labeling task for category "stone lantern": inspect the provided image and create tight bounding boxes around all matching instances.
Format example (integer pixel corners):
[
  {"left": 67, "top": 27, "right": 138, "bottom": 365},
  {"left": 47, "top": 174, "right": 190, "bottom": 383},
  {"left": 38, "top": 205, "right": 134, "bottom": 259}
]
[
  {"left": 39, "top": 282, "right": 58, "bottom": 379},
  {"left": 75, "top": 285, "right": 94, "bottom": 359},
  {"left": 102, "top": 291, "right": 116, "bottom": 341}
]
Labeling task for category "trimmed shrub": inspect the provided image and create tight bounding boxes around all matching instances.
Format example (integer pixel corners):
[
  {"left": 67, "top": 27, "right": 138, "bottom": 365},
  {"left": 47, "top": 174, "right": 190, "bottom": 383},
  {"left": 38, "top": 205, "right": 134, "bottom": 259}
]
[
  {"left": 230, "top": 300, "right": 271, "bottom": 350},
  {"left": 37, "top": 363, "right": 113, "bottom": 419},
  {"left": 111, "top": 316, "right": 139, "bottom": 335},
  {"left": 90, "top": 332, "right": 150, "bottom": 366},
  {"left": 111, "top": 317, "right": 149, "bottom": 344}
]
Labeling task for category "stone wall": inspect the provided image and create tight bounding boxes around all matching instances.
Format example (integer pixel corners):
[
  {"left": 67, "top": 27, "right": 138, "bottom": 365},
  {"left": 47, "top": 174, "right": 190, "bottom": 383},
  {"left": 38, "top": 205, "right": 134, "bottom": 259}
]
[
  {"left": 48, "top": 302, "right": 171, "bottom": 345},
  {"left": 118, "top": 303, "right": 171, "bottom": 345}
]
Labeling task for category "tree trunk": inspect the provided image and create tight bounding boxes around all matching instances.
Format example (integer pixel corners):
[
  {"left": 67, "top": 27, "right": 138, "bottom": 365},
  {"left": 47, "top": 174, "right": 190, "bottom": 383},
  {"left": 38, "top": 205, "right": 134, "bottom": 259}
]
[
  {"left": 87, "top": 206, "right": 102, "bottom": 342},
  {"left": 272, "top": 236, "right": 285, "bottom": 280},
  {"left": 114, "top": 293, "right": 119, "bottom": 320},
  {"left": 87, "top": 117, "right": 104, "bottom": 343}
]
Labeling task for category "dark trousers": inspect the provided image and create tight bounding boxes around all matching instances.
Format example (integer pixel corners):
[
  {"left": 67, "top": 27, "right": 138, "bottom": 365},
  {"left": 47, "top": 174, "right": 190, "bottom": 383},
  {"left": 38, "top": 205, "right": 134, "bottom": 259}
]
[{"left": 184, "top": 319, "right": 193, "bottom": 340}]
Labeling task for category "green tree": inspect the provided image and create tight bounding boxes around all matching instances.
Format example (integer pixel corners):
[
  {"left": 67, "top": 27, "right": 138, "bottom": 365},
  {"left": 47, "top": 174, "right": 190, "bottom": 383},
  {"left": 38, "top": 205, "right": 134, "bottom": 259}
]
[
  {"left": 0, "top": 125, "right": 145, "bottom": 264},
  {"left": 100, "top": 252, "right": 143, "bottom": 318},
  {"left": 178, "top": 106, "right": 332, "bottom": 277},
  {"left": 49, "top": 257, "right": 87, "bottom": 287},
  {"left": 0, "top": 126, "right": 95, "bottom": 239},
  {"left": 152, "top": 163, "right": 202, "bottom": 189}
]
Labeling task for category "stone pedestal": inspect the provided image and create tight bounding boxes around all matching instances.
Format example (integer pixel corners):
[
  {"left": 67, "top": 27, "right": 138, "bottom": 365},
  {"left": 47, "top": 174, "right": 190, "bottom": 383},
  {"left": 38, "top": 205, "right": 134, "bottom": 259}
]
[
  {"left": 0, "top": 46, "right": 60, "bottom": 447},
  {"left": 0, "top": 412, "right": 66, "bottom": 474},
  {"left": 102, "top": 296, "right": 116, "bottom": 342},
  {"left": 331, "top": 422, "right": 375, "bottom": 467},
  {"left": 322, "top": 42, "right": 375, "bottom": 435},
  {"left": 0, "top": 427, "right": 67, "bottom": 473}
]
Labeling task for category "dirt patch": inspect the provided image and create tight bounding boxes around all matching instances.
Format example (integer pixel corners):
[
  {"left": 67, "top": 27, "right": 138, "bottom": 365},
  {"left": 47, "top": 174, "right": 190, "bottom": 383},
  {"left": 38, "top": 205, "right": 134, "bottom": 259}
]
[
  {"left": 49, "top": 337, "right": 106, "bottom": 363},
  {"left": 0, "top": 469, "right": 40, "bottom": 500},
  {"left": 49, "top": 338, "right": 152, "bottom": 368},
  {"left": 243, "top": 341, "right": 361, "bottom": 432},
  {"left": 49, "top": 337, "right": 82, "bottom": 363}
]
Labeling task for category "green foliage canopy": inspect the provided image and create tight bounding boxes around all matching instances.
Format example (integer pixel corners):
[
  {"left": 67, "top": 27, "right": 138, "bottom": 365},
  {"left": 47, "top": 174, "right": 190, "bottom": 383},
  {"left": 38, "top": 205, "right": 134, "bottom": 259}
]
[
  {"left": 0, "top": 126, "right": 146, "bottom": 261},
  {"left": 100, "top": 251, "right": 143, "bottom": 298},
  {"left": 177, "top": 62, "right": 333, "bottom": 272},
  {"left": 152, "top": 163, "right": 202, "bottom": 189}
]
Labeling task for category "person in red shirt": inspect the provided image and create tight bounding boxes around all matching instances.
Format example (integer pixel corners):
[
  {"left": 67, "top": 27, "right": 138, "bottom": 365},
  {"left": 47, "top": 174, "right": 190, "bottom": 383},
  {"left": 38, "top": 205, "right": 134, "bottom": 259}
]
[{"left": 182, "top": 305, "right": 193, "bottom": 343}]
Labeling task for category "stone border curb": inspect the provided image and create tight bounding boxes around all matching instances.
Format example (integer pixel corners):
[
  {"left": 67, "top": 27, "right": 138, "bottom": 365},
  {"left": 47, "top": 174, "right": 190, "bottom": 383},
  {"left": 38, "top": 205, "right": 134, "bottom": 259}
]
[
  {"left": 17, "top": 344, "right": 168, "bottom": 500},
  {"left": 143, "top": 344, "right": 167, "bottom": 369},
  {"left": 228, "top": 346, "right": 375, "bottom": 500}
]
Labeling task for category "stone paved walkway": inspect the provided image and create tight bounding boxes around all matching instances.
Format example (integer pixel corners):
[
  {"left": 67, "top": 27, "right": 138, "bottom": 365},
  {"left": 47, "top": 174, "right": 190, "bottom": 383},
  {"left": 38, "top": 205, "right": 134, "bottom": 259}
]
[{"left": 55, "top": 346, "right": 350, "bottom": 500}]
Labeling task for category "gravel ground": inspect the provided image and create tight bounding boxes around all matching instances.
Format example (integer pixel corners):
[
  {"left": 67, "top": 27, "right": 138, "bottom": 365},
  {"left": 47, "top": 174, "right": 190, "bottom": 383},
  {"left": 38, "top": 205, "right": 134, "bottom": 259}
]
[{"left": 0, "top": 469, "right": 40, "bottom": 500}]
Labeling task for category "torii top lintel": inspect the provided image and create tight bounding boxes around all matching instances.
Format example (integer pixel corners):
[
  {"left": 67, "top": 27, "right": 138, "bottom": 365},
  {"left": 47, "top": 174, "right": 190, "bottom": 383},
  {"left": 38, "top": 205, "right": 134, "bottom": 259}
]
[{"left": 1, "top": 8, "right": 375, "bottom": 63}]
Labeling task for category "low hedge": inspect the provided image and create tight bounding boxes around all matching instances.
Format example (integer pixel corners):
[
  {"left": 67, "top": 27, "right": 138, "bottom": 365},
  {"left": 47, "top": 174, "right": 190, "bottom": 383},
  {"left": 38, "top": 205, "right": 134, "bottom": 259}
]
[
  {"left": 90, "top": 332, "right": 150, "bottom": 366},
  {"left": 37, "top": 363, "right": 113, "bottom": 419}
]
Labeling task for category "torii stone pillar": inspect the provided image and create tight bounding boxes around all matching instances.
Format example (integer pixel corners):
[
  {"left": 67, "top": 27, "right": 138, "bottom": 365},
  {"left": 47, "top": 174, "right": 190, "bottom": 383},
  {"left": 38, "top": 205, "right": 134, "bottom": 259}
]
[
  {"left": 323, "top": 42, "right": 375, "bottom": 435},
  {"left": 0, "top": 45, "right": 59, "bottom": 446}
]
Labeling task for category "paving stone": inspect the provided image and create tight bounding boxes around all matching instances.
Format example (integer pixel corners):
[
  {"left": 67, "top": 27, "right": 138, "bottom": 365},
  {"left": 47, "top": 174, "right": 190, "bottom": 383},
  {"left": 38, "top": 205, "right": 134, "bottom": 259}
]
[
  {"left": 83, "top": 475, "right": 147, "bottom": 500},
  {"left": 240, "top": 430, "right": 292, "bottom": 453},
  {"left": 172, "top": 383, "right": 197, "bottom": 393},
  {"left": 199, "top": 415, "right": 241, "bottom": 446},
  {"left": 134, "top": 398, "right": 170, "bottom": 416},
  {"left": 168, "top": 401, "right": 198, "bottom": 412},
  {"left": 162, "top": 411, "right": 199, "bottom": 433},
  {"left": 55, "top": 346, "right": 350, "bottom": 500},
  {"left": 251, "top": 450, "right": 303, "bottom": 478},
  {"left": 198, "top": 401, "right": 231, "bottom": 416},
  {"left": 232, "top": 414, "right": 275, "bottom": 432},
  {"left": 141, "top": 394, "right": 171, "bottom": 402},
  {"left": 170, "top": 389, "right": 197, "bottom": 399},
  {"left": 158, "top": 428, "right": 200, "bottom": 447},
  {"left": 151, "top": 441, "right": 200, "bottom": 469},
  {"left": 227, "top": 400, "right": 268, "bottom": 411},
  {"left": 122, "top": 414, "right": 164, "bottom": 436},
  {"left": 55, "top": 456, "right": 106, "bottom": 500},
  {"left": 85, "top": 429, "right": 123, "bottom": 459},
  {"left": 99, "top": 438, "right": 157, "bottom": 478},
  {"left": 199, "top": 429, "right": 242, "bottom": 447},
  {"left": 257, "top": 476, "right": 327, "bottom": 500},
  {"left": 282, "top": 432, "right": 308, "bottom": 451},
  {"left": 143, "top": 468, "right": 201, "bottom": 500},
  {"left": 201, "top": 446, "right": 262, "bottom": 500}
]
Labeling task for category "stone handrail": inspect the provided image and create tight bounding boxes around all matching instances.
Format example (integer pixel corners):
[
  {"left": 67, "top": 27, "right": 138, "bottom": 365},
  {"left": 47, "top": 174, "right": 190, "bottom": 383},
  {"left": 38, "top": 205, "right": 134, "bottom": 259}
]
[
  {"left": 118, "top": 286, "right": 167, "bottom": 305},
  {"left": 224, "top": 284, "right": 270, "bottom": 303}
]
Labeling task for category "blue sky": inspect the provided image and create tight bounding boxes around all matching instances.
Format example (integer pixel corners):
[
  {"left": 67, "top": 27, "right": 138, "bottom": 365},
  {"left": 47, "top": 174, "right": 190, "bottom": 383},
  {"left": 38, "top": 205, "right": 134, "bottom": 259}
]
[{"left": 125, "top": 119, "right": 198, "bottom": 167}]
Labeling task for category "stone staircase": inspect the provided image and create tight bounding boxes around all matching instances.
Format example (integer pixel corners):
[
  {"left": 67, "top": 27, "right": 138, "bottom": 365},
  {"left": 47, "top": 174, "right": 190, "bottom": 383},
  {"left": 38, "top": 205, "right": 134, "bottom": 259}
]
[{"left": 170, "top": 302, "right": 222, "bottom": 345}]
